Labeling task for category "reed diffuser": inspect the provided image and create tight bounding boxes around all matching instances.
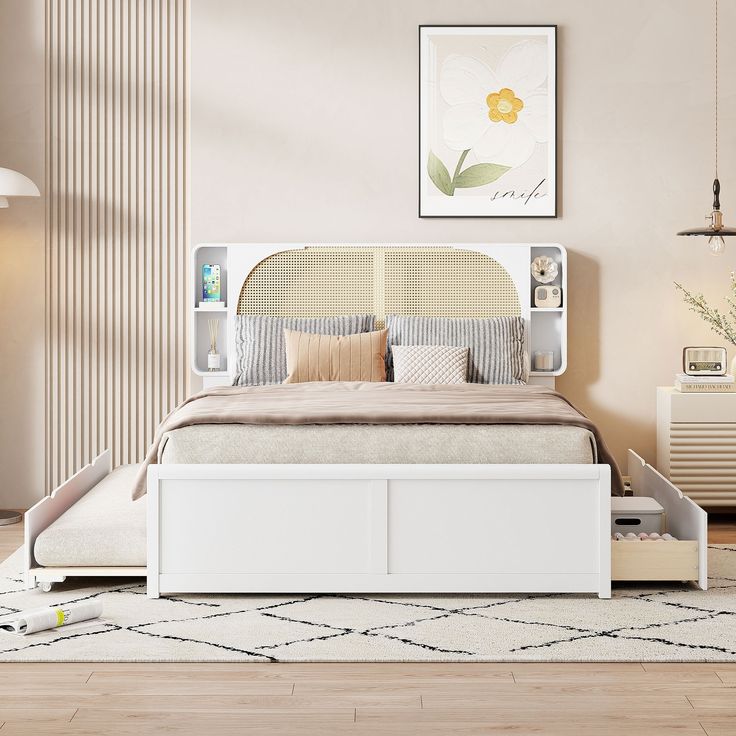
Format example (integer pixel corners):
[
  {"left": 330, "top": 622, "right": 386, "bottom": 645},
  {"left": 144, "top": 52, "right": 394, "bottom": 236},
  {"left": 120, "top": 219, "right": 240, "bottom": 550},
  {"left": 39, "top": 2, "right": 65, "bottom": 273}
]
[{"left": 207, "top": 319, "right": 221, "bottom": 372}]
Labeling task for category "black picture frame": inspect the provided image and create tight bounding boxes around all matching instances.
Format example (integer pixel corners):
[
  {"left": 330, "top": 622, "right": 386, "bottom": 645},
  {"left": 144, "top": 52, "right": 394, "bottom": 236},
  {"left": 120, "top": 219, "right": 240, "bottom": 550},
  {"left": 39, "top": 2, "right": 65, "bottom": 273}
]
[{"left": 418, "top": 25, "right": 557, "bottom": 218}]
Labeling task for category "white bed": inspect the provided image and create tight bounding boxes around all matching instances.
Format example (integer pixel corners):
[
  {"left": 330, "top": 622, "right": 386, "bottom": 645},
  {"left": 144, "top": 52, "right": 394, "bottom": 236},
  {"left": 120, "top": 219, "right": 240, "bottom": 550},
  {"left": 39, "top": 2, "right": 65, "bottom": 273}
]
[
  {"left": 26, "top": 449, "right": 706, "bottom": 596},
  {"left": 27, "top": 243, "right": 620, "bottom": 597}
]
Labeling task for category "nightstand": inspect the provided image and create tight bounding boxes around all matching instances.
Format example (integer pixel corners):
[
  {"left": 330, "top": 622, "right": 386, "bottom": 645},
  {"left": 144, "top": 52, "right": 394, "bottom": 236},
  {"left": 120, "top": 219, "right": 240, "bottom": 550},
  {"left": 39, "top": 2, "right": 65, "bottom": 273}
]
[{"left": 657, "top": 386, "right": 736, "bottom": 508}]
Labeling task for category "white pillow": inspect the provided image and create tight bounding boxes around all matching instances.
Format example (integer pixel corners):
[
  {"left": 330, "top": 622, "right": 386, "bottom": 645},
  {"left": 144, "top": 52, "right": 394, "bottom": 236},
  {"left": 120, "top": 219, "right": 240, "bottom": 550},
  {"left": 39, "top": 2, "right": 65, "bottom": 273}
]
[{"left": 392, "top": 345, "right": 468, "bottom": 384}]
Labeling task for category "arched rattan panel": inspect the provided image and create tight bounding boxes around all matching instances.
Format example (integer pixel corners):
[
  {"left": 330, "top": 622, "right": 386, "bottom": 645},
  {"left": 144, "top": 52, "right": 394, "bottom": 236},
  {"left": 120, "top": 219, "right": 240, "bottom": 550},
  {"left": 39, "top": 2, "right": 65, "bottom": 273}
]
[{"left": 237, "top": 247, "right": 520, "bottom": 325}]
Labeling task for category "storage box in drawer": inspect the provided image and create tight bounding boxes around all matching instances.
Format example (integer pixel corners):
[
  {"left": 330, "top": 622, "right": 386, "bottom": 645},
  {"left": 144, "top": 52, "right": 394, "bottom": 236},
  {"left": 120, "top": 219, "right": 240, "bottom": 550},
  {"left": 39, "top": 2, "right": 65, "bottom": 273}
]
[{"left": 611, "top": 540, "right": 699, "bottom": 582}]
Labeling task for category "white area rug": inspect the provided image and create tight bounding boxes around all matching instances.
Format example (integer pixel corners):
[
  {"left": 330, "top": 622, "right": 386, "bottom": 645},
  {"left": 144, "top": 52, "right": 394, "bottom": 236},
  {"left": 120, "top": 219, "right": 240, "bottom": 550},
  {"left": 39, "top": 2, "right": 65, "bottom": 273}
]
[{"left": 1, "top": 546, "right": 735, "bottom": 662}]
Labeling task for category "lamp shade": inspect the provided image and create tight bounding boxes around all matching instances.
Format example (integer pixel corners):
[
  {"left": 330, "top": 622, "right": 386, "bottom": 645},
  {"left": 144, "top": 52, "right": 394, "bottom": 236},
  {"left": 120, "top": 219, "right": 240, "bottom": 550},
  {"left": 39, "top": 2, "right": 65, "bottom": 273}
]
[
  {"left": 677, "top": 226, "right": 736, "bottom": 236},
  {"left": 0, "top": 167, "right": 40, "bottom": 208}
]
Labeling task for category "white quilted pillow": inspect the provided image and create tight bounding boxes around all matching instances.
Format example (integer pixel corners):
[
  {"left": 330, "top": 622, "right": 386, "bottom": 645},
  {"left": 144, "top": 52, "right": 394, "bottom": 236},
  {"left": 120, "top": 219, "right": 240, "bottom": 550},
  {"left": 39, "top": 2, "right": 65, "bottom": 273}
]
[{"left": 392, "top": 345, "right": 469, "bottom": 384}]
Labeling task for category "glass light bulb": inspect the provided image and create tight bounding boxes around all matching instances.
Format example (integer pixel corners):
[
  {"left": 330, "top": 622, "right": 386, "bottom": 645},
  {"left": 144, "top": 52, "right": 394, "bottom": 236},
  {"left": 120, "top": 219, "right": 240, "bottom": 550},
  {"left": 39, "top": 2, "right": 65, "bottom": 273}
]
[{"left": 708, "top": 234, "right": 726, "bottom": 256}]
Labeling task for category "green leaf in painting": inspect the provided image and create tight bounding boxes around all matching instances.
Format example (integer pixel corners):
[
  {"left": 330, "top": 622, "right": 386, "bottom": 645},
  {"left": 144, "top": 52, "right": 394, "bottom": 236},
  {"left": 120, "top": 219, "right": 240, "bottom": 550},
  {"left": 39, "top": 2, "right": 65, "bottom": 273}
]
[
  {"left": 453, "top": 163, "right": 510, "bottom": 188},
  {"left": 427, "top": 152, "right": 454, "bottom": 196}
]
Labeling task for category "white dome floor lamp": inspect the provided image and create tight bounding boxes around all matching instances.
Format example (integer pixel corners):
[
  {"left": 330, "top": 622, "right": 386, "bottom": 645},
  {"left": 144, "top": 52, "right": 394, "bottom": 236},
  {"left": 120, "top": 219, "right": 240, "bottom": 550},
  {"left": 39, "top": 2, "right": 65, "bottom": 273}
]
[{"left": 0, "top": 167, "right": 40, "bottom": 525}]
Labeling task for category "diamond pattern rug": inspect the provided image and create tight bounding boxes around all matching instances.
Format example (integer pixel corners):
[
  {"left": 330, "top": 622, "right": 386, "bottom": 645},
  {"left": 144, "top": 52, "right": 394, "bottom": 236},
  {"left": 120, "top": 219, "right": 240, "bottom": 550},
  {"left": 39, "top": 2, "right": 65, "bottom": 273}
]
[{"left": 1, "top": 546, "right": 735, "bottom": 661}]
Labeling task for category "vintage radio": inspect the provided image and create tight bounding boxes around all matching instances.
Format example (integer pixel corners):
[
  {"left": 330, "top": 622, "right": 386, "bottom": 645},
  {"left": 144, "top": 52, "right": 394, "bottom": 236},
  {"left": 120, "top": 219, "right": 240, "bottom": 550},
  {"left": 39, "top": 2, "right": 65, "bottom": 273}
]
[{"left": 682, "top": 346, "right": 727, "bottom": 376}]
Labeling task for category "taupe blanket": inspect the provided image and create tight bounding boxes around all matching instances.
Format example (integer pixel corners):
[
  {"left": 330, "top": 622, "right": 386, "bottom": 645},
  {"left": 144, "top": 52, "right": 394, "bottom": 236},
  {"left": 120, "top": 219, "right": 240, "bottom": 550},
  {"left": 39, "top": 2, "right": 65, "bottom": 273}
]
[{"left": 133, "top": 382, "right": 623, "bottom": 499}]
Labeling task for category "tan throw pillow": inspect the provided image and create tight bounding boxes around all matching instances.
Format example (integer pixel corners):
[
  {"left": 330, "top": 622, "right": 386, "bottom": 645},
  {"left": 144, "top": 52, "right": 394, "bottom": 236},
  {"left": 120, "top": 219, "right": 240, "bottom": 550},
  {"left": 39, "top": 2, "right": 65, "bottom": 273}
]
[
  {"left": 283, "top": 328, "right": 388, "bottom": 383},
  {"left": 392, "top": 344, "right": 469, "bottom": 384}
]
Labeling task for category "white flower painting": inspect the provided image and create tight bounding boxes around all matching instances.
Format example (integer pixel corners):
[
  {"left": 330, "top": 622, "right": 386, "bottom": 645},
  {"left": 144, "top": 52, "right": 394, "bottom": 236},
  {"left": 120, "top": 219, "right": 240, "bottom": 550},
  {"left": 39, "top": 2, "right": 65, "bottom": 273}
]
[{"left": 419, "top": 26, "right": 556, "bottom": 217}]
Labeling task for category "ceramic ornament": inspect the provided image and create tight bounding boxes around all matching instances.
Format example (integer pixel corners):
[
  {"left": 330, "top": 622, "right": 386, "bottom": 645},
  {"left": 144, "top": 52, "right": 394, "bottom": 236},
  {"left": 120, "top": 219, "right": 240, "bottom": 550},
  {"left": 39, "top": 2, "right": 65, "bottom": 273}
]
[{"left": 531, "top": 256, "right": 559, "bottom": 284}]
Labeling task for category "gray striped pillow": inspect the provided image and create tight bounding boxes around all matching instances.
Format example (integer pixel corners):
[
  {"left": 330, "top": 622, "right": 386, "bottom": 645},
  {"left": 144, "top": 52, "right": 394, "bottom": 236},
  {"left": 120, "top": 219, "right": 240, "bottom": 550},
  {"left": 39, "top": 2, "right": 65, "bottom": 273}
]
[
  {"left": 234, "top": 315, "right": 376, "bottom": 386},
  {"left": 385, "top": 315, "right": 527, "bottom": 384}
]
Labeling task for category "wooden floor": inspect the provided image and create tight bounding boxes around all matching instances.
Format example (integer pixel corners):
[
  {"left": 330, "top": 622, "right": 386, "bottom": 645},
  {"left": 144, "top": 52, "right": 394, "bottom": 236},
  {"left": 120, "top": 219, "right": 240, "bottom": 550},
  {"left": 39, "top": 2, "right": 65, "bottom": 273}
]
[{"left": 0, "top": 515, "right": 733, "bottom": 735}]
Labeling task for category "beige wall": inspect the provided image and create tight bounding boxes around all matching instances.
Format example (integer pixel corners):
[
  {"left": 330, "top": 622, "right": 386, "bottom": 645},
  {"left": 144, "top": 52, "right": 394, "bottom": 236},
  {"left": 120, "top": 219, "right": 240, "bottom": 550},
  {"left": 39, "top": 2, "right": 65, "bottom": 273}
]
[
  {"left": 191, "top": 0, "right": 736, "bottom": 470},
  {"left": 0, "top": 0, "right": 44, "bottom": 507},
  {"left": 1, "top": 0, "right": 734, "bottom": 507}
]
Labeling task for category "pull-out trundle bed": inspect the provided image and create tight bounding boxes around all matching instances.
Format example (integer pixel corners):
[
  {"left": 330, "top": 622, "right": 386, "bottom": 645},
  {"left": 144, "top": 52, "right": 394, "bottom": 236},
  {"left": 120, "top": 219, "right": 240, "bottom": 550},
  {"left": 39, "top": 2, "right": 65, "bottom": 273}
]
[{"left": 23, "top": 244, "right": 706, "bottom": 599}]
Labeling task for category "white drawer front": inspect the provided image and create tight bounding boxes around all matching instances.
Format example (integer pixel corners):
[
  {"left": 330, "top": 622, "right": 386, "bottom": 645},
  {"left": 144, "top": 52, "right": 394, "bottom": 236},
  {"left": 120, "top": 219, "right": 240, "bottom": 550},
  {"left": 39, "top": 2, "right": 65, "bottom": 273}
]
[
  {"left": 159, "top": 479, "right": 376, "bottom": 574},
  {"left": 669, "top": 422, "right": 736, "bottom": 505},
  {"left": 387, "top": 478, "right": 599, "bottom": 575},
  {"left": 669, "top": 392, "right": 736, "bottom": 422}
]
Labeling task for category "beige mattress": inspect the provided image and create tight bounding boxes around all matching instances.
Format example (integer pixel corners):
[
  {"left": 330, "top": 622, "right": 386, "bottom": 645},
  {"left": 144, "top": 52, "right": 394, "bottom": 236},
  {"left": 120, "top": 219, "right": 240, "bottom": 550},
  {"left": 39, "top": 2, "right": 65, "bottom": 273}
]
[
  {"left": 33, "top": 465, "right": 146, "bottom": 568},
  {"left": 159, "top": 424, "right": 597, "bottom": 465}
]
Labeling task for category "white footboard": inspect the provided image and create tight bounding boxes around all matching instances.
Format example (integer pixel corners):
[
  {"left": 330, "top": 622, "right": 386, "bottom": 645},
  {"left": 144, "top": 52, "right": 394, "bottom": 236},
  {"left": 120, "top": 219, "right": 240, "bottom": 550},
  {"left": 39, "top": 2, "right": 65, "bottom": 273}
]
[{"left": 147, "top": 463, "right": 612, "bottom": 599}]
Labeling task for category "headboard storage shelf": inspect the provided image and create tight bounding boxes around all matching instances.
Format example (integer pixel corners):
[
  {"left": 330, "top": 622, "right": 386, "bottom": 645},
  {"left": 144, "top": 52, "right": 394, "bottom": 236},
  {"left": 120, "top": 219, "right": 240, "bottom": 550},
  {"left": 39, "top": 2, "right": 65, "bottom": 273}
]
[
  {"left": 191, "top": 243, "right": 567, "bottom": 389},
  {"left": 191, "top": 245, "right": 229, "bottom": 380},
  {"left": 529, "top": 244, "right": 567, "bottom": 376}
]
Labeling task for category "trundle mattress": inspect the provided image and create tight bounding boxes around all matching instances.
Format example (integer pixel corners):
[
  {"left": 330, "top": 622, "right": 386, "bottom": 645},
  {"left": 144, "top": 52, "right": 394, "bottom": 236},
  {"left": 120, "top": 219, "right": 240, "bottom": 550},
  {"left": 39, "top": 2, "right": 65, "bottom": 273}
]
[{"left": 33, "top": 465, "right": 146, "bottom": 568}]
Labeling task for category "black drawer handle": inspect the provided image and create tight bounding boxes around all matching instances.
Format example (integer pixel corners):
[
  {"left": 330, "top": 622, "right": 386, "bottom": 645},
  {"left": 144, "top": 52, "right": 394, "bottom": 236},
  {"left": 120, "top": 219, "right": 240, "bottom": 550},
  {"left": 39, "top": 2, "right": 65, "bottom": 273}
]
[{"left": 614, "top": 518, "right": 642, "bottom": 526}]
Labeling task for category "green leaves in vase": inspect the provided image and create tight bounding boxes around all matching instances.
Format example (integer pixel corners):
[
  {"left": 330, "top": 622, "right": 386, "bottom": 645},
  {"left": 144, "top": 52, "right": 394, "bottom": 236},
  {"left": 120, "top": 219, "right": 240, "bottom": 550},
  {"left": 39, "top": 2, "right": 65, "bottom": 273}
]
[{"left": 675, "top": 276, "right": 736, "bottom": 345}]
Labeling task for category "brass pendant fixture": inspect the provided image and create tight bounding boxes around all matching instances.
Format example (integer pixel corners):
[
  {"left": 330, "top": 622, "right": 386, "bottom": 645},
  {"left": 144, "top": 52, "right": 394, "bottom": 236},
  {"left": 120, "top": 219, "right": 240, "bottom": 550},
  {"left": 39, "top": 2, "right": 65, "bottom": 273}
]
[{"left": 677, "top": 0, "right": 736, "bottom": 255}]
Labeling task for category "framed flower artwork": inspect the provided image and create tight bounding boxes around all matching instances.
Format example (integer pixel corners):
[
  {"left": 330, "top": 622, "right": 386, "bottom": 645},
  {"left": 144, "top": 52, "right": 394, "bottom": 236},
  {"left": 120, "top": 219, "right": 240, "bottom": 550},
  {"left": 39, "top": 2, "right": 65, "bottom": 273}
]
[{"left": 419, "top": 25, "right": 556, "bottom": 218}]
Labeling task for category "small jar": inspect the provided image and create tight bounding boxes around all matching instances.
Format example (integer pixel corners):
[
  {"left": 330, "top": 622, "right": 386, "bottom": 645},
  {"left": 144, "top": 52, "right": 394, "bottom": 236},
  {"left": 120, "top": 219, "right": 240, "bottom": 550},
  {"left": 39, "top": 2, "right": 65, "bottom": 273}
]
[{"left": 533, "top": 351, "right": 554, "bottom": 372}]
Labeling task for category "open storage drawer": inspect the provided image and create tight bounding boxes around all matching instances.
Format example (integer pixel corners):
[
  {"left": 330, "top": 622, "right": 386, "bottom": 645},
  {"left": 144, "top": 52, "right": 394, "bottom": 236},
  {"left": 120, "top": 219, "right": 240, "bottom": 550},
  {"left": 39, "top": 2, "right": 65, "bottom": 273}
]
[{"left": 612, "top": 451, "right": 707, "bottom": 589}]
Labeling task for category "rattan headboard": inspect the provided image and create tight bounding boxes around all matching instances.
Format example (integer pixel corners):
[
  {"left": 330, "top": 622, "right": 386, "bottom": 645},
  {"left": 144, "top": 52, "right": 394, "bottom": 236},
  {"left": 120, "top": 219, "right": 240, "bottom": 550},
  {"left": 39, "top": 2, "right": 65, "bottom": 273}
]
[{"left": 236, "top": 246, "right": 521, "bottom": 326}]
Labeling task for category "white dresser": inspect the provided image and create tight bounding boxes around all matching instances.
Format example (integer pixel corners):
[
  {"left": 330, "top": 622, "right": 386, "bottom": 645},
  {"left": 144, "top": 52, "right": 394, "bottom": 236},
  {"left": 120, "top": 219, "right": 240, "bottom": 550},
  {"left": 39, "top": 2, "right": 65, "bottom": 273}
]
[{"left": 657, "top": 387, "right": 736, "bottom": 507}]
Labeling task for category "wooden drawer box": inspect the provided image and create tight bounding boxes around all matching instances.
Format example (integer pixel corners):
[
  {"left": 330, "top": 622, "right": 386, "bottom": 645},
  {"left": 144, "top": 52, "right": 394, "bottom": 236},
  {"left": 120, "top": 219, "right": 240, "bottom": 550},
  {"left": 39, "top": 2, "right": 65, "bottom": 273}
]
[{"left": 611, "top": 540, "right": 699, "bottom": 582}]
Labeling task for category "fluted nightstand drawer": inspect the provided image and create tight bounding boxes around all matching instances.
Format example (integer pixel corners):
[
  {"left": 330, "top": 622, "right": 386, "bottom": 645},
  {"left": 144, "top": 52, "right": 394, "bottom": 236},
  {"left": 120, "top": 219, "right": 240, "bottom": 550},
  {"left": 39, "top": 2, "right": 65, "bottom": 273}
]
[{"left": 657, "top": 387, "right": 736, "bottom": 507}]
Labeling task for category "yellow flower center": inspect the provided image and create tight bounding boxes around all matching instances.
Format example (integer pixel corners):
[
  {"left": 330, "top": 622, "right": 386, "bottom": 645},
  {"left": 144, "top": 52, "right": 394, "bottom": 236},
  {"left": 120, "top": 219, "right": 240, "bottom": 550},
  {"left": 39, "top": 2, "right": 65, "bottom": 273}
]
[{"left": 486, "top": 87, "right": 524, "bottom": 124}]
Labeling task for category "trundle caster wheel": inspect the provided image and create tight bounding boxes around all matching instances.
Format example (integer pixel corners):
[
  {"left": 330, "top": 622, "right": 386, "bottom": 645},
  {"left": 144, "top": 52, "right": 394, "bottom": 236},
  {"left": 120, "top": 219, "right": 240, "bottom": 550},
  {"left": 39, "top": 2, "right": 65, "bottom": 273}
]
[{"left": 39, "top": 582, "right": 54, "bottom": 593}]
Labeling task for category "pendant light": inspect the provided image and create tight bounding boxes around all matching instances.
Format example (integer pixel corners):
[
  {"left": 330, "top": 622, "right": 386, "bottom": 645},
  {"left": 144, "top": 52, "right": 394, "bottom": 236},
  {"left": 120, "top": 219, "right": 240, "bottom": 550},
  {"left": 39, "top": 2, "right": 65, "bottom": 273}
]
[{"left": 677, "top": 0, "right": 736, "bottom": 255}]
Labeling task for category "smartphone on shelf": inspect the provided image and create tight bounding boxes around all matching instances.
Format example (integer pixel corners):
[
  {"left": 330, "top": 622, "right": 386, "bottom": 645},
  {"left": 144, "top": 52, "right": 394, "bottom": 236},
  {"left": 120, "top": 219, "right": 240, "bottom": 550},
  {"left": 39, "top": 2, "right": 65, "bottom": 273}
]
[{"left": 202, "top": 264, "right": 221, "bottom": 302}]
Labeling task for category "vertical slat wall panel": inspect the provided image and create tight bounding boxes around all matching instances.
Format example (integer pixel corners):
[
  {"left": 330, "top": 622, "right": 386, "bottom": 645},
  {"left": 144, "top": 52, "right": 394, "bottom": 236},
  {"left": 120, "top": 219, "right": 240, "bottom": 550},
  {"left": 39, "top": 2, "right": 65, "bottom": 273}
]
[{"left": 45, "top": 0, "right": 189, "bottom": 493}]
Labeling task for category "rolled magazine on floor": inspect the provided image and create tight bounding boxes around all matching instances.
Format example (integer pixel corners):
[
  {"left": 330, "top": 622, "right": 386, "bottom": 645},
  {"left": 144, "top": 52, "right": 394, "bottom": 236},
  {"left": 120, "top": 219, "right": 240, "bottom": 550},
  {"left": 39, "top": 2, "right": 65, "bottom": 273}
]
[{"left": 0, "top": 600, "right": 103, "bottom": 635}]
